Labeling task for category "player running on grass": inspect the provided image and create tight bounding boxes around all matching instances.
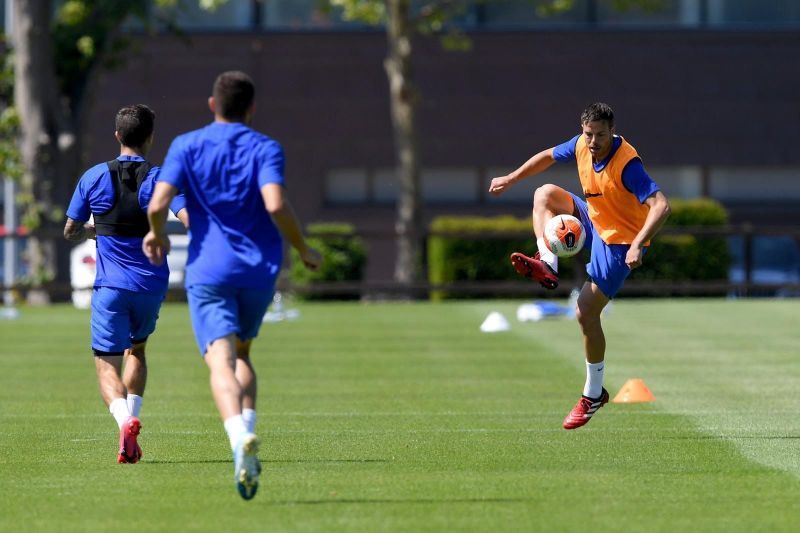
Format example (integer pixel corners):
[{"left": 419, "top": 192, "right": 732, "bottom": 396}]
[
  {"left": 143, "top": 71, "right": 322, "bottom": 500},
  {"left": 64, "top": 104, "right": 188, "bottom": 463},
  {"left": 488, "top": 102, "right": 670, "bottom": 429}
]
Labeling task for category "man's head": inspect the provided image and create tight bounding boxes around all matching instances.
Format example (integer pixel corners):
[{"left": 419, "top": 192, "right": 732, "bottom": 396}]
[
  {"left": 115, "top": 104, "right": 155, "bottom": 151},
  {"left": 580, "top": 102, "right": 615, "bottom": 161},
  {"left": 210, "top": 71, "right": 255, "bottom": 123}
]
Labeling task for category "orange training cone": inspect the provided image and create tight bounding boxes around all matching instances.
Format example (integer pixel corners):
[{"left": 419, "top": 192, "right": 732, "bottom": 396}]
[{"left": 612, "top": 378, "right": 655, "bottom": 403}]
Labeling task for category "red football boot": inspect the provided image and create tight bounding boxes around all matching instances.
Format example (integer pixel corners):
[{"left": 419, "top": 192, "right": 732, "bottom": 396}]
[
  {"left": 510, "top": 252, "right": 559, "bottom": 289},
  {"left": 562, "top": 388, "right": 609, "bottom": 430},
  {"left": 117, "top": 416, "right": 142, "bottom": 464}
]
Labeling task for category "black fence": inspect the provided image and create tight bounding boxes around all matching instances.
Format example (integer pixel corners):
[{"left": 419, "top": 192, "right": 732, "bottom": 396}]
[{"left": 2, "top": 224, "right": 799, "bottom": 301}]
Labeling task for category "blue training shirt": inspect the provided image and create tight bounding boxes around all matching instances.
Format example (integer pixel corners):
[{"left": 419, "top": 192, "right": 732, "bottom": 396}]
[
  {"left": 553, "top": 134, "right": 660, "bottom": 203},
  {"left": 159, "top": 122, "right": 285, "bottom": 289},
  {"left": 66, "top": 155, "right": 186, "bottom": 294}
]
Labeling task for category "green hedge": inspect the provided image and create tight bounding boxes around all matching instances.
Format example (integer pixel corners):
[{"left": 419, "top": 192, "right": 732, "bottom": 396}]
[
  {"left": 629, "top": 198, "right": 729, "bottom": 282},
  {"left": 427, "top": 198, "right": 730, "bottom": 299},
  {"left": 427, "top": 216, "right": 582, "bottom": 300},
  {"left": 289, "top": 222, "right": 367, "bottom": 300}
]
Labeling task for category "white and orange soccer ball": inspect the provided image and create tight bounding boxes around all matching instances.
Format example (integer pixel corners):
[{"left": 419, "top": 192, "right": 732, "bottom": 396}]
[{"left": 544, "top": 214, "right": 586, "bottom": 258}]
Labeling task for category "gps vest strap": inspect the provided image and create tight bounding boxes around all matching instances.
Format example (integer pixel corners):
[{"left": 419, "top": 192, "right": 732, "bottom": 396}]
[{"left": 94, "top": 159, "right": 153, "bottom": 238}]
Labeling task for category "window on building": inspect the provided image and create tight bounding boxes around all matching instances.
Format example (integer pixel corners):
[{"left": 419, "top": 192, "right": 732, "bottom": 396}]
[
  {"left": 477, "top": 0, "right": 591, "bottom": 28},
  {"left": 261, "top": 0, "right": 369, "bottom": 30},
  {"left": 373, "top": 168, "right": 399, "bottom": 204},
  {"left": 707, "top": 0, "right": 800, "bottom": 27},
  {"left": 154, "top": 0, "right": 255, "bottom": 30},
  {"left": 325, "top": 168, "right": 369, "bottom": 204},
  {"left": 422, "top": 168, "right": 479, "bottom": 204},
  {"left": 326, "top": 167, "right": 480, "bottom": 205},
  {"left": 647, "top": 166, "right": 703, "bottom": 199},
  {"left": 709, "top": 168, "right": 800, "bottom": 201},
  {"left": 89, "top": 0, "right": 800, "bottom": 33},
  {"left": 596, "top": 0, "right": 698, "bottom": 27}
]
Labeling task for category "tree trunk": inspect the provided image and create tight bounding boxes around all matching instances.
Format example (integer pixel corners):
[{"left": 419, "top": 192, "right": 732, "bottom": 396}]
[
  {"left": 384, "top": 0, "right": 422, "bottom": 289},
  {"left": 13, "top": 1, "right": 83, "bottom": 297}
]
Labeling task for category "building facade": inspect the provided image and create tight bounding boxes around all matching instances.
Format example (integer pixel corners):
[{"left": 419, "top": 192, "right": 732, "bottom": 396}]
[{"left": 5, "top": 1, "right": 800, "bottom": 283}]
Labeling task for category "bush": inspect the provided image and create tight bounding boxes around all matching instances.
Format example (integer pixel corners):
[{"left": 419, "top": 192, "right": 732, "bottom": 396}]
[
  {"left": 428, "top": 198, "right": 730, "bottom": 299},
  {"left": 427, "top": 215, "right": 582, "bottom": 301},
  {"left": 629, "top": 198, "right": 729, "bottom": 282},
  {"left": 289, "top": 222, "right": 367, "bottom": 300}
]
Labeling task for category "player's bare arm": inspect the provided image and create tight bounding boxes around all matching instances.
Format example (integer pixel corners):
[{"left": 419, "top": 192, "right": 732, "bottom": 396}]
[
  {"left": 175, "top": 208, "right": 189, "bottom": 230},
  {"left": 143, "top": 180, "right": 179, "bottom": 266},
  {"left": 488, "top": 147, "right": 558, "bottom": 195},
  {"left": 63, "top": 218, "right": 96, "bottom": 242},
  {"left": 626, "top": 190, "right": 671, "bottom": 269},
  {"left": 261, "top": 183, "right": 322, "bottom": 271}
]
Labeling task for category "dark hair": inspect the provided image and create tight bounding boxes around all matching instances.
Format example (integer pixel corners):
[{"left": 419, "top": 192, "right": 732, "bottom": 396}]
[
  {"left": 115, "top": 104, "right": 155, "bottom": 148},
  {"left": 580, "top": 102, "right": 614, "bottom": 128},
  {"left": 213, "top": 71, "right": 255, "bottom": 121}
]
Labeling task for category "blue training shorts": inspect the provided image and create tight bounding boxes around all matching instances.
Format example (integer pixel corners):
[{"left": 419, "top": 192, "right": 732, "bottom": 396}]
[
  {"left": 569, "top": 193, "right": 645, "bottom": 299},
  {"left": 186, "top": 284, "right": 276, "bottom": 356},
  {"left": 91, "top": 286, "right": 165, "bottom": 355}
]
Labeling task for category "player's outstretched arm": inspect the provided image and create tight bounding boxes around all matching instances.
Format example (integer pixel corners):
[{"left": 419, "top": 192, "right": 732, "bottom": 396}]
[
  {"left": 261, "top": 183, "right": 321, "bottom": 271},
  {"left": 626, "top": 190, "right": 671, "bottom": 270},
  {"left": 144, "top": 181, "right": 179, "bottom": 266},
  {"left": 488, "top": 147, "right": 557, "bottom": 196}
]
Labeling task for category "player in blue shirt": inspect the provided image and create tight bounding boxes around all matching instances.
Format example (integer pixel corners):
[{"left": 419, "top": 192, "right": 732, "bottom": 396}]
[
  {"left": 143, "top": 71, "right": 322, "bottom": 500},
  {"left": 64, "top": 104, "right": 188, "bottom": 463}
]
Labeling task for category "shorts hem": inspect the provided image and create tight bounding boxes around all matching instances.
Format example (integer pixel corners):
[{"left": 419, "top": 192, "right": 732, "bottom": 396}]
[{"left": 93, "top": 348, "right": 125, "bottom": 357}]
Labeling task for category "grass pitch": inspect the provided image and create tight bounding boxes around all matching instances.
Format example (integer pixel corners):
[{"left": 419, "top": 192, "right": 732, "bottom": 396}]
[{"left": 1, "top": 299, "right": 798, "bottom": 532}]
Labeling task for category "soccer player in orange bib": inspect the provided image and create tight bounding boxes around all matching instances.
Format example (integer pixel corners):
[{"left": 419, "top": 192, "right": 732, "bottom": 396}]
[{"left": 489, "top": 103, "right": 671, "bottom": 429}]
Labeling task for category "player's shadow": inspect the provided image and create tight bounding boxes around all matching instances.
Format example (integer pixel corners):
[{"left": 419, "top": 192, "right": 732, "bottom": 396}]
[
  {"left": 666, "top": 435, "right": 800, "bottom": 440},
  {"left": 266, "top": 497, "right": 530, "bottom": 506},
  {"left": 143, "top": 459, "right": 231, "bottom": 464},
  {"left": 143, "top": 458, "right": 391, "bottom": 465},
  {"left": 264, "top": 458, "right": 390, "bottom": 464}
]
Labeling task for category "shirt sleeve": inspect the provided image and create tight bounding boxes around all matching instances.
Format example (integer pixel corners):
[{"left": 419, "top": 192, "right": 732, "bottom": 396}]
[
  {"left": 139, "top": 166, "right": 186, "bottom": 216},
  {"left": 65, "top": 176, "right": 92, "bottom": 222},
  {"left": 160, "top": 137, "right": 189, "bottom": 190},
  {"left": 621, "top": 158, "right": 661, "bottom": 204},
  {"left": 258, "top": 141, "right": 286, "bottom": 188},
  {"left": 552, "top": 134, "right": 580, "bottom": 162},
  {"left": 169, "top": 191, "right": 187, "bottom": 216}
]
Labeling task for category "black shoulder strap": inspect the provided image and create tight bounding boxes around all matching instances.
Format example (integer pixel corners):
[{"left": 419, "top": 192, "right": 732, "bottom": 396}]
[{"left": 94, "top": 159, "right": 153, "bottom": 238}]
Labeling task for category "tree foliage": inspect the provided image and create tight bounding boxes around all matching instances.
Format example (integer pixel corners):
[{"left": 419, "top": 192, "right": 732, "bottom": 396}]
[{"left": 3, "top": 0, "right": 219, "bottom": 290}]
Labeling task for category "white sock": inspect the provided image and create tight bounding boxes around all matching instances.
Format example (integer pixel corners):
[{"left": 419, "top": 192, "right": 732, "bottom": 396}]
[
  {"left": 242, "top": 408, "right": 257, "bottom": 433},
  {"left": 583, "top": 361, "right": 605, "bottom": 399},
  {"left": 127, "top": 394, "right": 143, "bottom": 418},
  {"left": 536, "top": 237, "right": 558, "bottom": 272},
  {"left": 223, "top": 414, "right": 248, "bottom": 452},
  {"left": 109, "top": 397, "right": 131, "bottom": 429}
]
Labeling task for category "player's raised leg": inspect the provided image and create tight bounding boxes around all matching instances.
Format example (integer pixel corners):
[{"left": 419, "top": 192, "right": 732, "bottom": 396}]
[
  {"left": 563, "top": 281, "right": 611, "bottom": 429},
  {"left": 511, "top": 184, "right": 574, "bottom": 289}
]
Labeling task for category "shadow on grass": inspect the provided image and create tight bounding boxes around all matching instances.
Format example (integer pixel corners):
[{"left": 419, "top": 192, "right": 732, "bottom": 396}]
[
  {"left": 142, "top": 459, "right": 230, "bottom": 464},
  {"left": 265, "top": 458, "right": 390, "bottom": 464},
  {"left": 267, "top": 497, "right": 530, "bottom": 506},
  {"left": 665, "top": 435, "right": 800, "bottom": 440},
  {"left": 142, "top": 458, "right": 391, "bottom": 465}
]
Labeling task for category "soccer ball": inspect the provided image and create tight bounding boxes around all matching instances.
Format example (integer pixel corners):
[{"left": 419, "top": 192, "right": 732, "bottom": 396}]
[{"left": 544, "top": 214, "right": 586, "bottom": 258}]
